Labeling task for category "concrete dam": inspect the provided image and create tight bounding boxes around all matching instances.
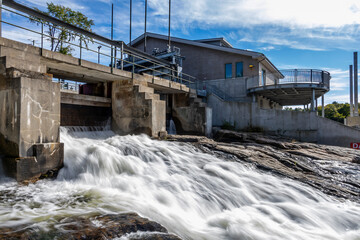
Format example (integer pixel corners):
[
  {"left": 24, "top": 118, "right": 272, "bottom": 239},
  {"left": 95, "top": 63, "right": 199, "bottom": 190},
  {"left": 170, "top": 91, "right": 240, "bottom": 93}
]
[{"left": 0, "top": 37, "right": 211, "bottom": 181}]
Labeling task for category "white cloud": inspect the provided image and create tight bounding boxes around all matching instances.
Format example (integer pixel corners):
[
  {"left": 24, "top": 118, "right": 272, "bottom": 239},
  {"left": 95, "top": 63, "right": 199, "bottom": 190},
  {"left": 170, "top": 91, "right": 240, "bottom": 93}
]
[
  {"left": 149, "top": 0, "right": 360, "bottom": 29},
  {"left": 325, "top": 94, "right": 350, "bottom": 104},
  {"left": 20, "top": 0, "right": 86, "bottom": 11}
]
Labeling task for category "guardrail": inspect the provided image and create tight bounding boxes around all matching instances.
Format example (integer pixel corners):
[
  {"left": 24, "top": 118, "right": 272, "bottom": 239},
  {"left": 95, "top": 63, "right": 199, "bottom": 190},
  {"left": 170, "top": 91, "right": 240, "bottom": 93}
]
[
  {"left": 0, "top": 0, "right": 195, "bottom": 84},
  {"left": 246, "top": 69, "right": 331, "bottom": 90},
  {"left": 190, "top": 79, "right": 252, "bottom": 102}
]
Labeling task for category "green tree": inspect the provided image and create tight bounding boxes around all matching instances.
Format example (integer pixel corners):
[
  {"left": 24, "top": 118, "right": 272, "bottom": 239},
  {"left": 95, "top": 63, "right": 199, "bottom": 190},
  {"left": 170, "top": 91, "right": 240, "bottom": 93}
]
[
  {"left": 30, "top": 2, "right": 94, "bottom": 55},
  {"left": 317, "top": 102, "right": 351, "bottom": 123}
]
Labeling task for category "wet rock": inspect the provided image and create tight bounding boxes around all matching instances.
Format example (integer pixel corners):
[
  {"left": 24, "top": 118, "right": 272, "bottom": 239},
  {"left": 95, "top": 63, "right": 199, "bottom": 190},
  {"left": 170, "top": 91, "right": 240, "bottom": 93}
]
[
  {"left": 0, "top": 213, "right": 181, "bottom": 240},
  {"left": 352, "top": 156, "right": 360, "bottom": 164},
  {"left": 168, "top": 130, "right": 360, "bottom": 203}
]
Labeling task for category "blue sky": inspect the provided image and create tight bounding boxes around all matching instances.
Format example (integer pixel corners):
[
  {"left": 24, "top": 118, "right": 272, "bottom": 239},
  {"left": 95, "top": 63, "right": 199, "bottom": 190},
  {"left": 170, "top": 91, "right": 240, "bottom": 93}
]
[{"left": 5, "top": 0, "right": 360, "bottom": 104}]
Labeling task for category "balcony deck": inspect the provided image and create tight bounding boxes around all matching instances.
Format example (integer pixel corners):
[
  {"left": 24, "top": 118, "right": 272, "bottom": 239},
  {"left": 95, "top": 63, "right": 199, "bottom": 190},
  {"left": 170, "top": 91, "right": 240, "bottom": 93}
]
[{"left": 247, "top": 69, "right": 331, "bottom": 106}]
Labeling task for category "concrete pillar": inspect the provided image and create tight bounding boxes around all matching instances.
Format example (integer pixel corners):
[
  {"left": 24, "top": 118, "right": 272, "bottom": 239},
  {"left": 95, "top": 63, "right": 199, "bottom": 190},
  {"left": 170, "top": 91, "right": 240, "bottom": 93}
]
[
  {"left": 350, "top": 65, "right": 354, "bottom": 117},
  {"left": 111, "top": 80, "right": 166, "bottom": 137},
  {"left": 322, "top": 94, "right": 325, "bottom": 117},
  {"left": 310, "top": 89, "right": 315, "bottom": 111},
  {"left": 172, "top": 93, "right": 211, "bottom": 136},
  {"left": 0, "top": 75, "right": 63, "bottom": 181},
  {"left": 354, "top": 52, "right": 358, "bottom": 116}
]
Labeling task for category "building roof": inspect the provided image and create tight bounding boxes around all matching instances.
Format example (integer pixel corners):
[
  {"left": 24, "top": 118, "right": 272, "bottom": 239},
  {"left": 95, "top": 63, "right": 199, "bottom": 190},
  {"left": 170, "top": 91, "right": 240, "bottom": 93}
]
[
  {"left": 194, "top": 37, "right": 233, "bottom": 48},
  {"left": 131, "top": 32, "right": 283, "bottom": 78}
]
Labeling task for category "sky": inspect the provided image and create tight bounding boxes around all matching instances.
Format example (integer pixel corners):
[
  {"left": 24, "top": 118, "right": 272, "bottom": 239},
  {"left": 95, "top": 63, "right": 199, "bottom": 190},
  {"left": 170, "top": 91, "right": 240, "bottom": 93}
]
[{"left": 4, "top": 0, "right": 360, "bottom": 104}]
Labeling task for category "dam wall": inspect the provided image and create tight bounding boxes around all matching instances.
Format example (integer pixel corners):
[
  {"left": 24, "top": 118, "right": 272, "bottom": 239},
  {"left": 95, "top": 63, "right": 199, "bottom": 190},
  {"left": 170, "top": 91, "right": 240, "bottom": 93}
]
[{"left": 0, "top": 37, "right": 210, "bottom": 181}]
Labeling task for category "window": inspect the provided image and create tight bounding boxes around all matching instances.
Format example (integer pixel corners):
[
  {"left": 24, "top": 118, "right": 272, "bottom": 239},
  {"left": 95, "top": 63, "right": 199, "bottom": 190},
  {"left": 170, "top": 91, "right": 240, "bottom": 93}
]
[
  {"left": 225, "top": 63, "right": 232, "bottom": 79},
  {"left": 236, "top": 62, "right": 243, "bottom": 77},
  {"left": 262, "top": 69, "right": 266, "bottom": 85}
]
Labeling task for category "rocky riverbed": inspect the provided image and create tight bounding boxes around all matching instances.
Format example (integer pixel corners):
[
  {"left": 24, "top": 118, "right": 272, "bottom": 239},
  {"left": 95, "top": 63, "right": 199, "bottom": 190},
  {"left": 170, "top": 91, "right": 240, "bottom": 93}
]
[{"left": 168, "top": 130, "right": 360, "bottom": 203}]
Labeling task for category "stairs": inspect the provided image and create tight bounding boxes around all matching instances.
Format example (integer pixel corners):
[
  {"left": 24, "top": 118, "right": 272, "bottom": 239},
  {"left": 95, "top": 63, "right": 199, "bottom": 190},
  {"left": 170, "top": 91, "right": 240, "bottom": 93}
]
[{"left": 189, "top": 88, "right": 207, "bottom": 107}]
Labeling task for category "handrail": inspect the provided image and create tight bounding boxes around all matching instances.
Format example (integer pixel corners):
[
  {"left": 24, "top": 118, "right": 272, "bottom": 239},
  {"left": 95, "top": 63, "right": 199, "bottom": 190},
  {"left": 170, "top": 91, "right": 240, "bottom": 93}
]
[
  {"left": 246, "top": 69, "right": 331, "bottom": 90},
  {"left": 0, "top": 1, "right": 195, "bottom": 84}
]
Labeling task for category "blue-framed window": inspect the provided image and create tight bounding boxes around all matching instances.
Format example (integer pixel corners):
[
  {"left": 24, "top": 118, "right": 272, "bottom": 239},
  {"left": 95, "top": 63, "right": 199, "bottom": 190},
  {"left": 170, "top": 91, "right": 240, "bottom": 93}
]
[
  {"left": 225, "top": 63, "right": 232, "bottom": 79},
  {"left": 236, "top": 62, "right": 243, "bottom": 77}
]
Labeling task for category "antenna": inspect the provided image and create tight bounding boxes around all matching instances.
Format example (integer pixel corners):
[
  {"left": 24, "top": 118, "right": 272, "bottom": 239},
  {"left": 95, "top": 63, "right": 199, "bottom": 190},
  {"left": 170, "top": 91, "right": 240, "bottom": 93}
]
[
  {"left": 144, "top": 0, "right": 147, "bottom": 52},
  {"left": 129, "top": 0, "right": 132, "bottom": 46},
  {"left": 168, "top": 0, "right": 171, "bottom": 50}
]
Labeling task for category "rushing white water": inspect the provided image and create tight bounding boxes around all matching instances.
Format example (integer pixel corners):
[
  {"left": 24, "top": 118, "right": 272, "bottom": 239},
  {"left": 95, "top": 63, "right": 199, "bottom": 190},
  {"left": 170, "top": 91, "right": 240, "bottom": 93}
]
[
  {"left": 168, "top": 119, "right": 177, "bottom": 135},
  {"left": 0, "top": 128, "right": 360, "bottom": 240}
]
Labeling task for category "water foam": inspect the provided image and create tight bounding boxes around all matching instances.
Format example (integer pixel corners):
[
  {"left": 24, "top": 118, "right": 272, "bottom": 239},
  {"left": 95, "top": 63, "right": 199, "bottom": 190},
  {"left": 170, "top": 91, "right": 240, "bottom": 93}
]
[{"left": 0, "top": 129, "right": 359, "bottom": 240}]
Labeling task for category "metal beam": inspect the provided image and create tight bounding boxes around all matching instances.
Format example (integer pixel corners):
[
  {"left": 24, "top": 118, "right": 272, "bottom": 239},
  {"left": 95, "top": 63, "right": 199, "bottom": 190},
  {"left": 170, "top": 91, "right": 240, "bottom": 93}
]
[
  {"left": 168, "top": 0, "right": 171, "bottom": 48},
  {"left": 354, "top": 52, "right": 359, "bottom": 116},
  {"left": 3, "top": 0, "right": 119, "bottom": 46},
  {"left": 350, "top": 65, "right": 354, "bottom": 117},
  {"left": 2, "top": 0, "right": 172, "bottom": 67},
  {"left": 0, "top": 0, "right": 2, "bottom": 37},
  {"left": 129, "top": 0, "right": 132, "bottom": 46},
  {"left": 322, "top": 94, "right": 325, "bottom": 117}
]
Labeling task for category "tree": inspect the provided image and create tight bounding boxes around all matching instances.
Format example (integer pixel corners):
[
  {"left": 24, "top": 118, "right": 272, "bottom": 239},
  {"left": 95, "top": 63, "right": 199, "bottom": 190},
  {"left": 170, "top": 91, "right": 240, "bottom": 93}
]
[
  {"left": 30, "top": 3, "right": 94, "bottom": 55},
  {"left": 317, "top": 102, "right": 351, "bottom": 123}
]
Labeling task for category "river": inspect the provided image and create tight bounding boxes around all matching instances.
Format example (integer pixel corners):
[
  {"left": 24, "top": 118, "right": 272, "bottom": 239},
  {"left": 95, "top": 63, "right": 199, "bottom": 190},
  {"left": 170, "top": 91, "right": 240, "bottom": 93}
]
[{"left": 0, "top": 127, "right": 359, "bottom": 239}]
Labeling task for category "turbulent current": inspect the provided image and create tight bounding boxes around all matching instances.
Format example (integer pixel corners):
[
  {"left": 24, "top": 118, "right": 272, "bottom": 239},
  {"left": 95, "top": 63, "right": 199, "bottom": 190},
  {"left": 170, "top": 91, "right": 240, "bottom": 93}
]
[{"left": 0, "top": 128, "right": 360, "bottom": 240}]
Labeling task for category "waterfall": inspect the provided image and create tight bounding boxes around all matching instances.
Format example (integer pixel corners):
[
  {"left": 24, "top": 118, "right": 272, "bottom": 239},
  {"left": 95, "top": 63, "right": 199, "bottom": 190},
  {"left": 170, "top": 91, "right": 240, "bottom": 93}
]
[
  {"left": 0, "top": 128, "right": 359, "bottom": 240},
  {"left": 168, "top": 119, "right": 177, "bottom": 135}
]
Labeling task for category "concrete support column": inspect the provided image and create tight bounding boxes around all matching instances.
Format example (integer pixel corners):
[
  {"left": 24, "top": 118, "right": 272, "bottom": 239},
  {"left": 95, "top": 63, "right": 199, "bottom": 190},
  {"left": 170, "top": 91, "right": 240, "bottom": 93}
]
[
  {"left": 350, "top": 65, "right": 354, "bottom": 117},
  {"left": 111, "top": 80, "right": 166, "bottom": 137},
  {"left": 0, "top": 75, "right": 63, "bottom": 181},
  {"left": 322, "top": 94, "right": 325, "bottom": 117},
  {"left": 310, "top": 88, "right": 315, "bottom": 111},
  {"left": 354, "top": 52, "right": 358, "bottom": 116}
]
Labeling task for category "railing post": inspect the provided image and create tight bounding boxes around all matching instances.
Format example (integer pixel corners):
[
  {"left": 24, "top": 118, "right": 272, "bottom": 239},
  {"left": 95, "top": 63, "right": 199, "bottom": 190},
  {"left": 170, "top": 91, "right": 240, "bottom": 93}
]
[
  {"left": 40, "top": 22, "right": 44, "bottom": 55},
  {"left": 79, "top": 36, "right": 82, "bottom": 65},
  {"left": 321, "top": 71, "right": 324, "bottom": 84},
  {"left": 294, "top": 69, "right": 297, "bottom": 83},
  {"left": 111, "top": 45, "right": 113, "bottom": 74},
  {"left": 132, "top": 55, "right": 134, "bottom": 79},
  {"left": 310, "top": 69, "right": 313, "bottom": 83},
  {"left": 121, "top": 42, "right": 124, "bottom": 70}
]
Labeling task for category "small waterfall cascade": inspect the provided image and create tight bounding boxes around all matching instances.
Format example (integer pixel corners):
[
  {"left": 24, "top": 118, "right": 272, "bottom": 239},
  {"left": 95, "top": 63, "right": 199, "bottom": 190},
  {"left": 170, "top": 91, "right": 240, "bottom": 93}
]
[
  {"left": 168, "top": 119, "right": 177, "bottom": 135},
  {"left": 0, "top": 128, "right": 359, "bottom": 240}
]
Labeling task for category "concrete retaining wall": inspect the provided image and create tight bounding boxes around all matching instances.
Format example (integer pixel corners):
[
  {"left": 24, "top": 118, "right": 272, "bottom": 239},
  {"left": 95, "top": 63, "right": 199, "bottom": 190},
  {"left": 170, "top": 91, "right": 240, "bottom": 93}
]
[{"left": 208, "top": 95, "right": 360, "bottom": 147}]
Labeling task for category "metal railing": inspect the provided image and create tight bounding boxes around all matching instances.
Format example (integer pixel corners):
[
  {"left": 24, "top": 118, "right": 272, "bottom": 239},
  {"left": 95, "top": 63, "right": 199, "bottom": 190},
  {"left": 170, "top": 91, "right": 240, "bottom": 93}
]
[
  {"left": 190, "top": 79, "right": 252, "bottom": 102},
  {"left": 246, "top": 69, "right": 331, "bottom": 90},
  {"left": 0, "top": 0, "right": 195, "bottom": 84},
  {"left": 280, "top": 69, "right": 330, "bottom": 84}
]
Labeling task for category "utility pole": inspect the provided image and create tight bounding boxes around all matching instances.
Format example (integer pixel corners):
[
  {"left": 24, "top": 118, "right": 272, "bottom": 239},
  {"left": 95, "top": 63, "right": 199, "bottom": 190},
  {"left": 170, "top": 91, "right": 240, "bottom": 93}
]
[
  {"left": 350, "top": 65, "right": 354, "bottom": 117},
  {"left": 354, "top": 52, "right": 358, "bottom": 116},
  {"left": 110, "top": 4, "right": 114, "bottom": 69},
  {"left": 129, "top": 0, "right": 132, "bottom": 46},
  {"left": 168, "top": 0, "right": 171, "bottom": 49},
  {"left": 0, "top": 0, "right": 2, "bottom": 38},
  {"left": 144, "top": 0, "right": 147, "bottom": 52}
]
